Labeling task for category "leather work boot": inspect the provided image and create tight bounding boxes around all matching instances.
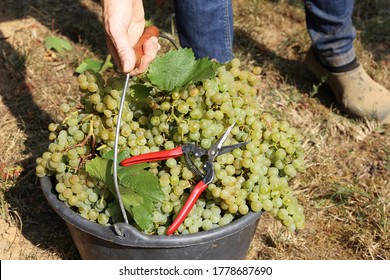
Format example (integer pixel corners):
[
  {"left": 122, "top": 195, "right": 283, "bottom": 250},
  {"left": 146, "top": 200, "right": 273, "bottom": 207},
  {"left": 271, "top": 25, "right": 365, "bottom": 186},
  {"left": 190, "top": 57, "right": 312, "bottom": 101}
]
[{"left": 305, "top": 48, "right": 390, "bottom": 124}]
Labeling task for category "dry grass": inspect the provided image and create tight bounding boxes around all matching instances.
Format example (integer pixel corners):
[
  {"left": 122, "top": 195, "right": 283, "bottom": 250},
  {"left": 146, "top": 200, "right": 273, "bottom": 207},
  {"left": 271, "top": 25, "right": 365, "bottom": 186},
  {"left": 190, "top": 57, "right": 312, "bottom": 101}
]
[{"left": 0, "top": 0, "right": 389, "bottom": 260}]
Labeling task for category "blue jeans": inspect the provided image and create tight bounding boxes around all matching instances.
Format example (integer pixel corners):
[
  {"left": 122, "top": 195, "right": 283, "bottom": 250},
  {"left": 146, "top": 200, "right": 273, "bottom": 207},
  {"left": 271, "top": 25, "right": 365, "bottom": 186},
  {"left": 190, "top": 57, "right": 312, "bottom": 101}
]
[
  {"left": 173, "top": 0, "right": 234, "bottom": 62},
  {"left": 173, "top": 0, "right": 356, "bottom": 67}
]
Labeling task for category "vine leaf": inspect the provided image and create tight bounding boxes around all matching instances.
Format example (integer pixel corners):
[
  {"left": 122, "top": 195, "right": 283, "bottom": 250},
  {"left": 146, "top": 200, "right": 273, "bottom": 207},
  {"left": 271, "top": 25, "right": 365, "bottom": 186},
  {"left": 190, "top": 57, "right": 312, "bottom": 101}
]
[
  {"left": 44, "top": 35, "right": 72, "bottom": 53},
  {"left": 86, "top": 151, "right": 164, "bottom": 232},
  {"left": 147, "top": 48, "right": 216, "bottom": 91}
]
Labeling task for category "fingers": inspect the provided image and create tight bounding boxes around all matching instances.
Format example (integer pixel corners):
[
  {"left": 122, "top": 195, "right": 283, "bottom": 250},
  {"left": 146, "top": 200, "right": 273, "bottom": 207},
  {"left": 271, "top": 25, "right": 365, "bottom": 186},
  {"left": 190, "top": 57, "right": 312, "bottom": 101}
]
[
  {"left": 101, "top": 0, "right": 159, "bottom": 74},
  {"left": 130, "top": 36, "right": 161, "bottom": 76},
  {"left": 106, "top": 23, "right": 142, "bottom": 73},
  {"left": 105, "top": 35, "right": 124, "bottom": 72},
  {"left": 101, "top": 0, "right": 145, "bottom": 73}
]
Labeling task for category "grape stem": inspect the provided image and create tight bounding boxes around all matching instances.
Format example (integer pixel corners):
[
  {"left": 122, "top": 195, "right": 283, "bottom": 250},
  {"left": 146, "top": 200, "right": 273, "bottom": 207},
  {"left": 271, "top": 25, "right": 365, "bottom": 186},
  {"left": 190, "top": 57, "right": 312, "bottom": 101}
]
[
  {"left": 64, "top": 119, "right": 96, "bottom": 172},
  {"left": 81, "top": 113, "right": 94, "bottom": 122},
  {"left": 170, "top": 103, "right": 180, "bottom": 123}
]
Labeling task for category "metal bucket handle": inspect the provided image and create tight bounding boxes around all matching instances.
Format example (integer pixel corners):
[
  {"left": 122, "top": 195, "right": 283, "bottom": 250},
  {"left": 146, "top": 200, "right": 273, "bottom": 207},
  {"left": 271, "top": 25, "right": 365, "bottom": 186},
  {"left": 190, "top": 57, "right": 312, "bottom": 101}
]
[{"left": 111, "top": 33, "right": 179, "bottom": 236}]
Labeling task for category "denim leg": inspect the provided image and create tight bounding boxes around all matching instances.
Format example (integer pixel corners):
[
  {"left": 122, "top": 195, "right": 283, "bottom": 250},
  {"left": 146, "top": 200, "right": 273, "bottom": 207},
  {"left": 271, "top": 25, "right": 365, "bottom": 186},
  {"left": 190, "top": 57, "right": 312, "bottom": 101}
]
[
  {"left": 304, "top": 0, "right": 357, "bottom": 68},
  {"left": 173, "top": 0, "right": 234, "bottom": 62}
]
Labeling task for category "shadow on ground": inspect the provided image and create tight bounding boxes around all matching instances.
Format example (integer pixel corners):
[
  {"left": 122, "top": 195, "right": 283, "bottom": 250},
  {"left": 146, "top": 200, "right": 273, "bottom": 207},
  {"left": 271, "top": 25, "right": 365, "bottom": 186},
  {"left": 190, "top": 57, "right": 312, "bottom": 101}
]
[{"left": 0, "top": 0, "right": 110, "bottom": 259}]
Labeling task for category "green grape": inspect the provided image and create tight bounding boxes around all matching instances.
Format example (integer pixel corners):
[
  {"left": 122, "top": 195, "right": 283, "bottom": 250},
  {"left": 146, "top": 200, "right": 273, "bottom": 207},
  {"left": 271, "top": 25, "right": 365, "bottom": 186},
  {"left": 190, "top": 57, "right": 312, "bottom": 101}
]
[
  {"left": 77, "top": 191, "right": 88, "bottom": 201},
  {"left": 150, "top": 115, "right": 160, "bottom": 126},
  {"left": 60, "top": 103, "right": 70, "bottom": 113},
  {"left": 87, "top": 83, "right": 98, "bottom": 93},
  {"left": 88, "top": 209, "right": 99, "bottom": 221},
  {"left": 166, "top": 158, "right": 177, "bottom": 168},
  {"left": 68, "top": 195, "right": 79, "bottom": 206},
  {"left": 106, "top": 98, "right": 117, "bottom": 110},
  {"left": 230, "top": 58, "right": 240, "bottom": 68},
  {"left": 275, "top": 148, "right": 287, "bottom": 160},
  {"left": 37, "top": 58, "right": 306, "bottom": 234},
  {"left": 121, "top": 111, "right": 133, "bottom": 122},
  {"left": 66, "top": 117, "right": 78, "bottom": 127},
  {"left": 73, "top": 130, "right": 85, "bottom": 142},
  {"left": 183, "top": 217, "right": 193, "bottom": 228},
  {"left": 272, "top": 197, "right": 283, "bottom": 208},
  {"left": 182, "top": 168, "right": 193, "bottom": 180},
  {"left": 188, "top": 225, "right": 199, "bottom": 234},
  {"left": 178, "top": 123, "right": 189, "bottom": 134},
  {"left": 250, "top": 201, "right": 263, "bottom": 212},
  {"left": 201, "top": 219, "right": 212, "bottom": 231},
  {"left": 50, "top": 152, "right": 62, "bottom": 163},
  {"left": 95, "top": 102, "right": 106, "bottom": 113},
  {"left": 71, "top": 183, "right": 82, "bottom": 194},
  {"left": 157, "top": 226, "right": 167, "bottom": 235},
  {"left": 228, "top": 203, "right": 238, "bottom": 213},
  {"left": 56, "top": 163, "right": 66, "bottom": 173},
  {"left": 252, "top": 66, "right": 262, "bottom": 75},
  {"left": 79, "top": 81, "right": 89, "bottom": 90},
  {"left": 277, "top": 208, "right": 289, "bottom": 220},
  {"left": 55, "top": 182, "right": 66, "bottom": 193},
  {"left": 282, "top": 216, "right": 294, "bottom": 227},
  {"left": 90, "top": 93, "right": 101, "bottom": 104},
  {"left": 110, "top": 89, "right": 120, "bottom": 99},
  {"left": 284, "top": 164, "right": 297, "bottom": 177},
  {"left": 62, "top": 188, "right": 73, "bottom": 199},
  {"left": 238, "top": 204, "right": 249, "bottom": 215},
  {"left": 160, "top": 101, "right": 171, "bottom": 111},
  {"left": 262, "top": 200, "right": 273, "bottom": 211},
  {"left": 48, "top": 123, "right": 58, "bottom": 132},
  {"left": 210, "top": 213, "right": 220, "bottom": 224},
  {"left": 162, "top": 202, "right": 173, "bottom": 213},
  {"left": 95, "top": 199, "right": 107, "bottom": 210},
  {"left": 88, "top": 192, "right": 98, "bottom": 203},
  {"left": 274, "top": 159, "right": 284, "bottom": 170},
  {"left": 177, "top": 103, "right": 189, "bottom": 114},
  {"left": 292, "top": 158, "right": 305, "bottom": 172},
  {"left": 152, "top": 211, "right": 163, "bottom": 223},
  {"left": 69, "top": 174, "right": 79, "bottom": 185},
  {"left": 104, "top": 109, "right": 112, "bottom": 118},
  {"left": 97, "top": 213, "right": 109, "bottom": 225},
  {"left": 218, "top": 216, "right": 230, "bottom": 226},
  {"left": 58, "top": 193, "right": 66, "bottom": 202}
]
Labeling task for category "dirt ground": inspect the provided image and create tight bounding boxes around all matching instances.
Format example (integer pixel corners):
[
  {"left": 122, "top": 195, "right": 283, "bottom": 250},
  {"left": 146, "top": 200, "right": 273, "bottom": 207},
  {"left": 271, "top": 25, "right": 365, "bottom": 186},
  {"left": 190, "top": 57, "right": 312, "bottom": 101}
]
[{"left": 0, "top": 0, "right": 389, "bottom": 260}]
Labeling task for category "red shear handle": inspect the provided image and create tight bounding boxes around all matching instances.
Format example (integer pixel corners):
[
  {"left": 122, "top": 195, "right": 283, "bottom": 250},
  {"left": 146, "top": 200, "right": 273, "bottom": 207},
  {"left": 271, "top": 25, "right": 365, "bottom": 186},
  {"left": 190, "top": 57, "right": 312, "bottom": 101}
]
[
  {"left": 120, "top": 146, "right": 183, "bottom": 166},
  {"left": 133, "top": 25, "right": 160, "bottom": 68},
  {"left": 166, "top": 181, "right": 209, "bottom": 236}
]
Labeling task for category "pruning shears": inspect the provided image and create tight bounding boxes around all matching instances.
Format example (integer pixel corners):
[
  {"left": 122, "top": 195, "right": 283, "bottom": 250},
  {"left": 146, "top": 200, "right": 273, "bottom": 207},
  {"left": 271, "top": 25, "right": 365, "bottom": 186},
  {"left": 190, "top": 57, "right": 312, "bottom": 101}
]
[{"left": 120, "top": 122, "right": 248, "bottom": 235}]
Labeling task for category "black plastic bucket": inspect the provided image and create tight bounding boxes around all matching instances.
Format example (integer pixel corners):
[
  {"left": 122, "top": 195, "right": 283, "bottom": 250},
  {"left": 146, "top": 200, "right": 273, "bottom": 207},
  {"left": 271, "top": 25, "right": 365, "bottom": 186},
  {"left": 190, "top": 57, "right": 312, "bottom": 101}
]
[{"left": 40, "top": 176, "right": 262, "bottom": 260}]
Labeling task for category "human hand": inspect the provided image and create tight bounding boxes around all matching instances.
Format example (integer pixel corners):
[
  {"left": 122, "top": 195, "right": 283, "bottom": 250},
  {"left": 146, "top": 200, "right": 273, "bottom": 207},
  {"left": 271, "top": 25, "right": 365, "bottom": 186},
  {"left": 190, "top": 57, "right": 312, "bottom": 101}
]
[{"left": 101, "top": 0, "right": 160, "bottom": 75}]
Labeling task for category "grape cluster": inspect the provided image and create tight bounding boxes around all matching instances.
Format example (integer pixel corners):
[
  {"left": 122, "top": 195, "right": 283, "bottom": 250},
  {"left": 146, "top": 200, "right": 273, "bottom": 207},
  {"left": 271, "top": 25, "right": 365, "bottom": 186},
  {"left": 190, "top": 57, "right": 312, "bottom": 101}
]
[{"left": 37, "top": 57, "right": 305, "bottom": 234}]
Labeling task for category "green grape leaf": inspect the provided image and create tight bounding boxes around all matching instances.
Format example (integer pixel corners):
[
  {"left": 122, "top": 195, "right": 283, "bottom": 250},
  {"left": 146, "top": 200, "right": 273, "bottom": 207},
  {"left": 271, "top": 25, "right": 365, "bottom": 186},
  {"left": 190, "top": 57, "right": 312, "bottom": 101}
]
[
  {"left": 85, "top": 152, "right": 164, "bottom": 232},
  {"left": 118, "top": 168, "right": 165, "bottom": 203},
  {"left": 75, "top": 57, "right": 113, "bottom": 74},
  {"left": 187, "top": 57, "right": 218, "bottom": 85},
  {"left": 120, "top": 188, "right": 144, "bottom": 207},
  {"left": 117, "top": 165, "right": 164, "bottom": 232},
  {"left": 147, "top": 48, "right": 216, "bottom": 91},
  {"left": 130, "top": 84, "right": 152, "bottom": 99},
  {"left": 101, "top": 149, "right": 129, "bottom": 161},
  {"left": 131, "top": 203, "right": 154, "bottom": 232},
  {"left": 44, "top": 35, "right": 72, "bottom": 53},
  {"left": 85, "top": 156, "right": 114, "bottom": 192}
]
